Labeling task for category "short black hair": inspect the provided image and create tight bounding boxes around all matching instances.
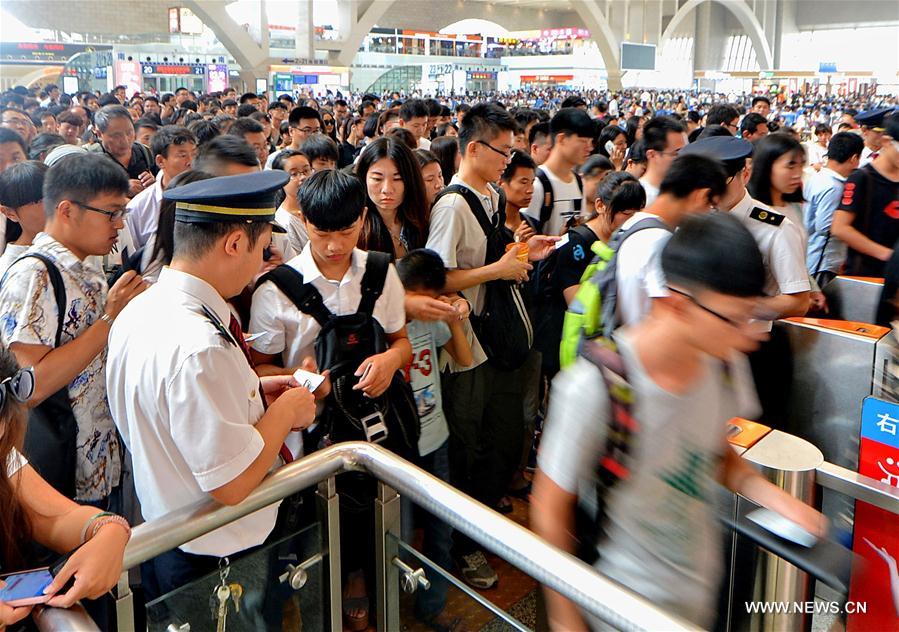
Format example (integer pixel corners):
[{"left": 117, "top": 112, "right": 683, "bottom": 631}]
[
  {"left": 227, "top": 117, "right": 265, "bottom": 138},
  {"left": 288, "top": 106, "right": 322, "bottom": 126},
  {"left": 658, "top": 154, "right": 727, "bottom": 200},
  {"left": 297, "top": 168, "right": 365, "bottom": 232},
  {"left": 458, "top": 102, "right": 516, "bottom": 156},
  {"left": 173, "top": 215, "right": 269, "bottom": 262},
  {"left": 0, "top": 160, "right": 48, "bottom": 208},
  {"left": 627, "top": 138, "right": 648, "bottom": 164},
  {"left": 643, "top": 115, "right": 686, "bottom": 153},
  {"left": 187, "top": 119, "right": 221, "bottom": 146},
  {"left": 561, "top": 95, "right": 587, "bottom": 109},
  {"left": 513, "top": 108, "right": 540, "bottom": 128},
  {"left": 751, "top": 96, "right": 771, "bottom": 108},
  {"left": 501, "top": 149, "right": 536, "bottom": 182},
  {"left": 362, "top": 112, "right": 380, "bottom": 139},
  {"left": 399, "top": 98, "right": 428, "bottom": 122},
  {"left": 740, "top": 112, "right": 768, "bottom": 137},
  {"left": 662, "top": 212, "right": 765, "bottom": 297},
  {"left": 396, "top": 248, "right": 446, "bottom": 291},
  {"left": 697, "top": 124, "right": 733, "bottom": 140},
  {"left": 43, "top": 152, "right": 129, "bottom": 218},
  {"left": 222, "top": 99, "right": 238, "bottom": 108},
  {"left": 236, "top": 103, "right": 258, "bottom": 118},
  {"left": 300, "top": 133, "right": 339, "bottom": 164},
  {"left": 578, "top": 154, "right": 614, "bottom": 177},
  {"left": 0, "top": 128, "right": 28, "bottom": 154},
  {"left": 28, "top": 133, "right": 64, "bottom": 160},
  {"left": 150, "top": 125, "right": 197, "bottom": 159},
  {"left": 595, "top": 171, "right": 646, "bottom": 214},
  {"left": 134, "top": 117, "right": 159, "bottom": 132},
  {"left": 267, "top": 101, "right": 287, "bottom": 112},
  {"left": 706, "top": 104, "right": 741, "bottom": 127},
  {"left": 826, "top": 132, "right": 865, "bottom": 163},
  {"left": 239, "top": 92, "right": 258, "bottom": 104},
  {"left": 549, "top": 107, "right": 595, "bottom": 140},
  {"left": 194, "top": 135, "right": 259, "bottom": 172},
  {"left": 358, "top": 100, "right": 375, "bottom": 116},
  {"left": 528, "top": 121, "right": 550, "bottom": 146}
]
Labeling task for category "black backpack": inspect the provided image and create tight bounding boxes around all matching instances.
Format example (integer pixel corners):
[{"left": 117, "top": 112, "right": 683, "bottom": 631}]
[
  {"left": 433, "top": 184, "right": 533, "bottom": 371},
  {"left": 534, "top": 168, "right": 583, "bottom": 234},
  {"left": 257, "top": 252, "right": 420, "bottom": 461}
]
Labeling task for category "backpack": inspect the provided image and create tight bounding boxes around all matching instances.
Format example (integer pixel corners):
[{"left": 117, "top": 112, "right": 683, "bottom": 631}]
[
  {"left": 534, "top": 168, "right": 583, "bottom": 234},
  {"left": 574, "top": 336, "right": 638, "bottom": 564},
  {"left": 529, "top": 223, "right": 596, "bottom": 308},
  {"left": 257, "top": 252, "right": 420, "bottom": 461},
  {"left": 1, "top": 254, "right": 79, "bottom": 498},
  {"left": 433, "top": 183, "right": 533, "bottom": 371},
  {"left": 559, "top": 216, "right": 671, "bottom": 369}
]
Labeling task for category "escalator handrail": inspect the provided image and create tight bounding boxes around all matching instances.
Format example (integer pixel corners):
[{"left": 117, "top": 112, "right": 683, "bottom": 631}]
[{"left": 124, "top": 441, "right": 695, "bottom": 632}]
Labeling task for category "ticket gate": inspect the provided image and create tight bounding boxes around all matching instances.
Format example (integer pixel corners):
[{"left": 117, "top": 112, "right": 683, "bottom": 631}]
[{"left": 821, "top": 276, "right": 884, "bottom": 324}]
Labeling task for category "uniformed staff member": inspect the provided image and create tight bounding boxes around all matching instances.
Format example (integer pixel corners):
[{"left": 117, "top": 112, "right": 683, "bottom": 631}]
[
  {"left": 681, "top": 136, "right": 810, "bottom": 430},
  {"left": 106, "top": 171, "right": 318, "bottom": 604},
  {"left": 856, "top": 108, "right": 893, "bottom": 167}
]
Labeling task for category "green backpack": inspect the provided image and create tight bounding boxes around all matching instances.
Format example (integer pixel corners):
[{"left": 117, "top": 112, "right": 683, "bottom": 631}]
[{"left": 559, "top": 217, "right": 670, "bottom": 369}]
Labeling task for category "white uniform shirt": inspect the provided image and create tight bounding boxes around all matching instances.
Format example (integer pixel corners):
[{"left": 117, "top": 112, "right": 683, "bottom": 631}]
[
  {"left": 728, "top": 191, "right": 811, "bottom": 329},
  {"left": 860, "top": 145, "right": 878, "bottom": 168},
  {"left": 275, "top": 206, "right": 309, "bottom": 255},
  {"left": 639, "top": 177, "right": 660, "bottom": 207},
  {"left": 615, "top": 212, "right": 672, "bottom": 327},
  {"left": 522, "top": 165, "right": 583, "bottom": 236},
  {"left": 126, "top": 178, "right": 164, "bottom": 249},
  {"left": 107, "top": 267, "right": 276, "bottom": 556},
  {"left": 418, "top": 137, "right": 431, "bottom": 151}
]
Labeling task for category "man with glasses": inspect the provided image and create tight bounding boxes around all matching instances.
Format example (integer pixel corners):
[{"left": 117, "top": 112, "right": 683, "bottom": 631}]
[
  {"left": 1, "top": 107, "right": 36, "bottom": 146},
  {"left": 265, "top": 106, "right": 321, "bottom": 169},
  {"left": 88, "top": 105, "right": 156, "bottom": 198},
  {"left": 426, "top": 103, "right": 557, "bottom": 590},
  {"left": 0, "top": 152, "right": 147, "bottom": 505},
  {"left": 706, "top": 104, "right": 741, "bottom": 137},
  {"left": 639, "top": 115, "right": 688, "bottom": 206},
  {"left": 681, "top": 135, "right": 811, "bottom": 429}
]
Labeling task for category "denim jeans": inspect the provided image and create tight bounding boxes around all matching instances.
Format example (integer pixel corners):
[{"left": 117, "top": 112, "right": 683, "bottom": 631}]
[{"left": 401, "top": 441, "right": 453, "bottom": 621}]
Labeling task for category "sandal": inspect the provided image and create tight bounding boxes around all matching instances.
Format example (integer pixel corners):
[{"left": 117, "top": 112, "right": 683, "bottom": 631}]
[{"left": 342, "top": 595, "right": 370, "bottom": 632}]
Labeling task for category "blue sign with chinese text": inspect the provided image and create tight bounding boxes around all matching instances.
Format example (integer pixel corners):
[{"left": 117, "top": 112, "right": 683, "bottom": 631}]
[{"left": 861, "top": 396, "right": 899, "bottom": 449}]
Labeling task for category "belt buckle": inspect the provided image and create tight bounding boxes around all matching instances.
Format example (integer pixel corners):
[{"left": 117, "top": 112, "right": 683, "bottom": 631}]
[{"left": 361, "top": 411, "right": 389, "bottom": 444}]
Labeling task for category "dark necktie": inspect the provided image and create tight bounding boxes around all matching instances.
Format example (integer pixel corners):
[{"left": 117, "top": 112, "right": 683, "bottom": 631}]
[{"left": 228, "top": 313, "right": 295, "bottom": 463}]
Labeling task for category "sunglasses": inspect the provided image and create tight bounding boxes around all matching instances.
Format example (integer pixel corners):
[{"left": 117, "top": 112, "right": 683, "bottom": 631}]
[{"left": 0, "top": 367, "right": 35, "bottom": 410}]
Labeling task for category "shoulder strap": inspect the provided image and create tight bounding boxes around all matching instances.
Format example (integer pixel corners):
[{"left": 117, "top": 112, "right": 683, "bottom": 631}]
[
  {"left": 536, "top": 169, "right": 554, "bottom": 230},
  {"left": 434, "top": 184, "right": 495, "bottom": 238},
  {"left": 358, "top": 251, "right": 390, "bottom": 316},
  {"left": 257, "top": 264, "right": 333, "bottom": 326},
  {"left": 4, "top": 253, "right": 67, "bottom": 348},
  {"left": 570, "top": 223, "right": 596, "bottom": 244},
  {"left": 609, "top": 216, "right": 670, "bottom": 251},
  {"left": 574, "top": 172, "right": 583, "bottom": 194}
]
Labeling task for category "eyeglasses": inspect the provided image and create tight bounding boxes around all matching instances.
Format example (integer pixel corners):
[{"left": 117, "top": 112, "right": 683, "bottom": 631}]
[
  {"left": 667, "top": 286, "right": 749, "bottom": 327},
  {"left": 292, "top": 126, "right": 320, "bottom": 135},
  {"left": 288, "top": 168, "right": 313, "bottom": 179},
  {"left": 72, "top": 201, "right": 129, "bottom": 222},
  {"left": 0, "top": 367, "right": 35, "bottom": 410},
  {"left": 477, "top": 140, "right": 512, "bottom": 159}
]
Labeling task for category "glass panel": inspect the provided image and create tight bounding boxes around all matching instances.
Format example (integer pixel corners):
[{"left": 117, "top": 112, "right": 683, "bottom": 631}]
[
  {"left": 388, "top": 533, "right": 536, "bottom": 632},
  {"left": 145, "top": 521, "right": 324, "bottom": 632}
]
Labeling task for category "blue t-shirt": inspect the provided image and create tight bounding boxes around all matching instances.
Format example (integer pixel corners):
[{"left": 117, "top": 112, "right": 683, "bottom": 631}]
[{"left": 404, "top": 320, "right": 451, "bottom": 456}]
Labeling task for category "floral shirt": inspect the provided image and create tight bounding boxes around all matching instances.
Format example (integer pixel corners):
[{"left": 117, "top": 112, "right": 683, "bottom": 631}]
[{"left": 0, "top": 233, "right": 121, "bottom": 501}]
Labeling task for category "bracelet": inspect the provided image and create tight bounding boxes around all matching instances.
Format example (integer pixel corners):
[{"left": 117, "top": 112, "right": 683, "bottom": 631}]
[
  {"left": 80, "top": 511, "right": 111, "bottom": 544},
  {"left": 100, "top": 313, "right": 114, "bottom": 326},
  {"left": 89, "top": 514, "right": 132, "bottom": 542}
]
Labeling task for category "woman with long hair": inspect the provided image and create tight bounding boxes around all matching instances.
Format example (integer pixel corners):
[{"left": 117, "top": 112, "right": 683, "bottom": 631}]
[
  {"left": 355, "top": 136, "right": 430, "bottom": 260},
  {"left": 338, "top": 116, "right": 365, "bottom": 168},
  {"left": 413, "top": 149, "right": 445, "bottom": 207},
  {"left": 320, "top": 108, "right": 338, "bottom": 142},
  {"left": 595, "top": 124, "right": 628, "bottom": 170},
  {"left": 748, "top": 132, "right": 806, "bottom": 225},
  {"left": 429, "top": 136, "right": 460, "bottom": 190},
  {"left": 0, "top": 348, "right": 130, "bottom": 629},
  {"left": 625, "top": 115, "right": 645, "bottom": 146}
]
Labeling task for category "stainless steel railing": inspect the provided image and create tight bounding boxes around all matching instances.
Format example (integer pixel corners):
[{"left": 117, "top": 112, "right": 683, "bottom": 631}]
[
  {"left": 33, "top": 603, "right": 99, "bottom": 632},
  {"left": 815, "top": 460, "right": 899, "bottom": 514},
  {"left": 120, "top": 441, "right": 695, "bottom": 631}
]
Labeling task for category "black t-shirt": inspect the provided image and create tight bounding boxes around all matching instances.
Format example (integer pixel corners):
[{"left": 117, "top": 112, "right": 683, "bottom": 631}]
[
  {"left": 554, "top": 224, "right": 601, "bottom": 293},
  {"left": 839, "top": 164, "right": 899, "bottom": 277},
  {"left": 100, "top": 142, "right": 157, "bottom": 179}
]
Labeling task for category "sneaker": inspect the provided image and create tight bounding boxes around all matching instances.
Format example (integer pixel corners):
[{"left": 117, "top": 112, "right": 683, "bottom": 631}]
[{"left": 456, "top": 550, "right": 498, "bottom": 589}]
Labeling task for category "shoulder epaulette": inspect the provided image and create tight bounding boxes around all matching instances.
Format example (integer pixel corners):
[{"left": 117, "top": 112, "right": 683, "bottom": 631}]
[{"left": 749, "top": 207, "right": 784, "bottom": 226}]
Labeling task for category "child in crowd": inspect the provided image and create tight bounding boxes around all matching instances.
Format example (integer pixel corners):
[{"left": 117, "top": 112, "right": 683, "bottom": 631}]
[{"left": 0, "top": 161, "right": 47, "bottom": 275}]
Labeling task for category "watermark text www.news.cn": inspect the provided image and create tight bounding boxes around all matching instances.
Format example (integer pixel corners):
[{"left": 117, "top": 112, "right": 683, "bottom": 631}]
[{"left": 744, "top": 601, "right": 867, "bottom": 615}]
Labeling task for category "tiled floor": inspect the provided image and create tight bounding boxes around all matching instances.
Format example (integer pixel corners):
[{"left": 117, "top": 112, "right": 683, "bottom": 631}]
[{"left": 399, "top": 496, "right": 539, "bottom": 632}]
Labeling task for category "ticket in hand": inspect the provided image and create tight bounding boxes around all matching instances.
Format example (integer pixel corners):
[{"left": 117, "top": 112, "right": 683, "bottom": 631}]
[
  {"left": 293, "top": 368, "right": 326, "bottom": 392},
  {"left": 554, "top": 233, "right": 570, "bottom": 250}
]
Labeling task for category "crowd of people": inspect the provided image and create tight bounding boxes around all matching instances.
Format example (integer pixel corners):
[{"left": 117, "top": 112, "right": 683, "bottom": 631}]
[{"left": 0, "top": 78, "right": 896, "bottom": 632}]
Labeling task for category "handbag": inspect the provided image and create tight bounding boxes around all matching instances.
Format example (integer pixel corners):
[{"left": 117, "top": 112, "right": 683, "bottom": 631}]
[{"left": 6, "top": 254, "right": 79, "bottom": 498}]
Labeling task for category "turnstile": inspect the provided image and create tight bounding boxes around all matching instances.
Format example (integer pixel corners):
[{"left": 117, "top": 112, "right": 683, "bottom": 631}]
[{"left": 821, "top": 276, "right": 884, "bottom": 324}]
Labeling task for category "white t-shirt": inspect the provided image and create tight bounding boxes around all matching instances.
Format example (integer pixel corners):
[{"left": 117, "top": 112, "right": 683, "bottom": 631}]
[
  {"left": 418, "top": 137, "right": 431, "bottom": 151},
  {"left": 539, "top": 330, "right": 759, "bottom": 628},
  {"left": 614, "top": 212, "right": 672, "bottom": 327},
  {"left": 639, "top": 177, "right": 660, "bottom": 207},
  {"left": 405, "top": 320, "right": 451, "bottom": 456},
  {"left": 523, "top": 165, "right": 583, "bottom": 236},
  {"left": 0, "top": 243, "right": 29, "bottom": 278},
  {"left": 107, "top": 267, "right": 276, "bottom": 556}
]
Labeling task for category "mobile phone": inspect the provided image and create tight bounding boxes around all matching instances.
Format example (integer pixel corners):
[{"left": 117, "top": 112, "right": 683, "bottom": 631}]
[
  {"left": 0, "top": 567, "right": 54, "bottom": 607},
  {"left": 605, "top": 140, "right": 616, "bottom": 155}
]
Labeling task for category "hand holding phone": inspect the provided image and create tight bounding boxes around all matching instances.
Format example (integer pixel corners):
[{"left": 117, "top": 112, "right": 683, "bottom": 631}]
[{"left": 0, "top": 568, "right": 54, "bottom": 607}]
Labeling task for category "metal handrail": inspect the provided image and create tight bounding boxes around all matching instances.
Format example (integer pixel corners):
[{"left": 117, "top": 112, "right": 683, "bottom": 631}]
[
  {"left": 124, "top": 441, "right": 694, "bottom": 631},
  {"left": 33, "top": 603, "right": 99, "bottom": 631},
  {"left": 815, "top": 461, "right": 899, "bottom": 514}
]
